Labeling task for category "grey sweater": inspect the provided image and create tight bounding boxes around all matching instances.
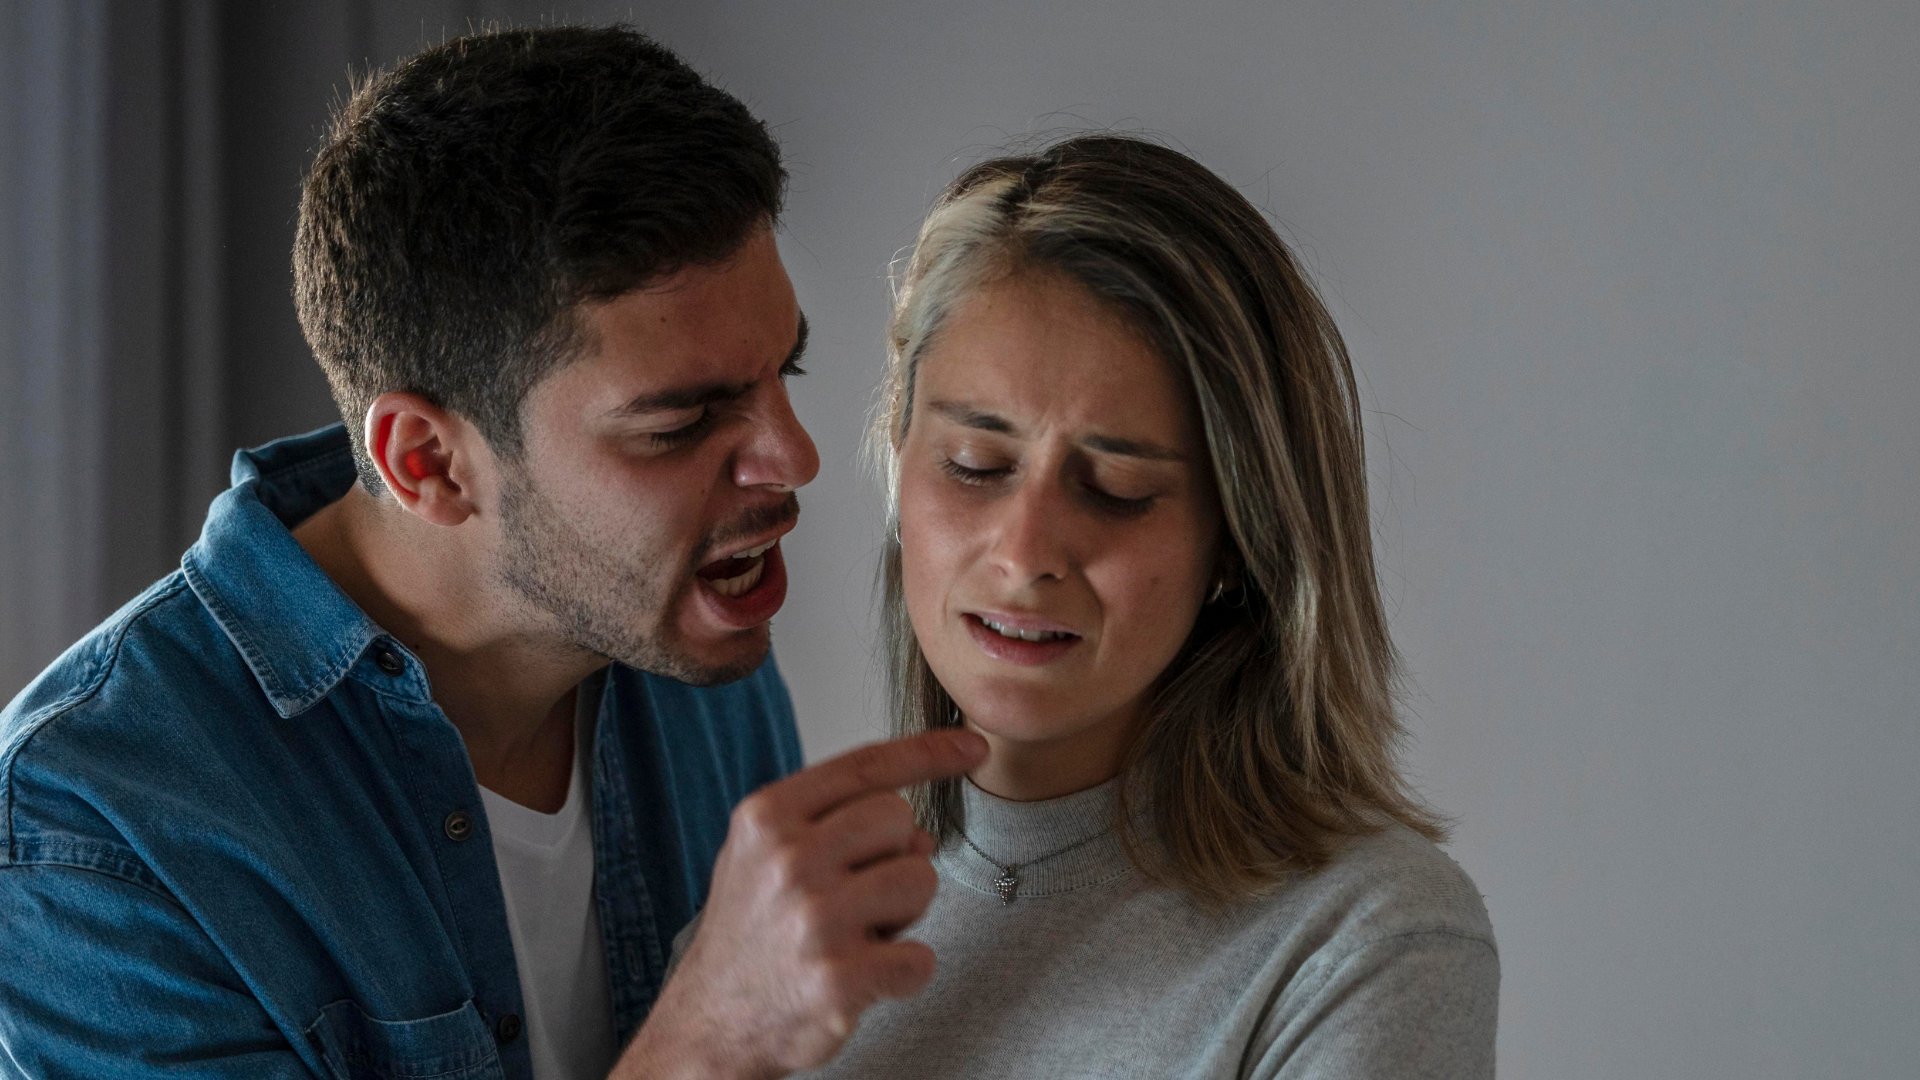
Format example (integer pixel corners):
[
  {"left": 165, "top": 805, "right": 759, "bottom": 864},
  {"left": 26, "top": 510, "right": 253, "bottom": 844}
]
[{"left": 801, "top": 778, "right": 1499, "bottom": 1079}]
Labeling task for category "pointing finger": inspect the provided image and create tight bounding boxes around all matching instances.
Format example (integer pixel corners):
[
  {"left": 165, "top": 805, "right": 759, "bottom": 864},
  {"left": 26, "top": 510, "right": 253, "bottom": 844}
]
[{"left": 768, "top": 730, "right": 987, "bottom": 821}]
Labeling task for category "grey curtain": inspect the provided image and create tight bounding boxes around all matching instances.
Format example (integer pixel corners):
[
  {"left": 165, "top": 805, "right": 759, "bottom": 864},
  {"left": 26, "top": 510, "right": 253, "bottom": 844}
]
[
  {"left": 1, "top": 1, "right": 504, "bottom": 695},
  {"left": 2, "top": 1, "right": 227, "bottom": 694}
]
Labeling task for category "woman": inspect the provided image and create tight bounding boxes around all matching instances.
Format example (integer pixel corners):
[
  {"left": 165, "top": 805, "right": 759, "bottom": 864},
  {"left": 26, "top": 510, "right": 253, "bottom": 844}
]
[{"left": 816, "top": 135, "right": 1498, "bottom": 1077}]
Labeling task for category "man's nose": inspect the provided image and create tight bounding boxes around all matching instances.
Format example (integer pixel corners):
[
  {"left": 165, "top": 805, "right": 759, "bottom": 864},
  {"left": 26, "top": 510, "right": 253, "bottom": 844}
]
[{"left": 734, "top": 386, "right": 820, "bottom": 492}]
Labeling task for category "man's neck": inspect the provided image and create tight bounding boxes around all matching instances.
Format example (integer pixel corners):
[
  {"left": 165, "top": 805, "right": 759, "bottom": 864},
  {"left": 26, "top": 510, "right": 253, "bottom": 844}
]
[{"left": 293, "top": 484, "right": 599, "bottom": 810}]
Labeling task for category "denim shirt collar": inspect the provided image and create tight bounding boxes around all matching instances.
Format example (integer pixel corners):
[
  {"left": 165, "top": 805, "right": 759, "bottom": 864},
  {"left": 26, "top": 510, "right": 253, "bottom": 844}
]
[{"left": 179, "top": 423, "right": 426, "bottom": 718}]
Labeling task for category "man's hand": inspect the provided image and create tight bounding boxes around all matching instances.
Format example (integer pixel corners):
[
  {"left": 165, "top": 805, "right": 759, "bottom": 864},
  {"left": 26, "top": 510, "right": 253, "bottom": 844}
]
[{"left": 614, "top": 728, "right": 988, "bottom": 1080}]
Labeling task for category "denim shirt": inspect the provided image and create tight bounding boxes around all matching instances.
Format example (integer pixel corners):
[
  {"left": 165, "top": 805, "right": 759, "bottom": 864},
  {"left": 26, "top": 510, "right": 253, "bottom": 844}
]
[{"left": 0, "top": 426, "right": 804, "bottom": 1079}]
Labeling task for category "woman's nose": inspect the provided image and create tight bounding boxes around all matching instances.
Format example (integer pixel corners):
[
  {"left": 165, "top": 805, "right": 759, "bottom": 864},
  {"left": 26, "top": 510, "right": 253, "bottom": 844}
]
[{"left": 987, "top": 479, "right": 1070, "bottom": 583}]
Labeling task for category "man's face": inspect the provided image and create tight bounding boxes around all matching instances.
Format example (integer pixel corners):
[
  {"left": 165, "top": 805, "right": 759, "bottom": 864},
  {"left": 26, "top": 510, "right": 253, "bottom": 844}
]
[{"left": 493, "top": 228, "right": 819, "bottom": 685}]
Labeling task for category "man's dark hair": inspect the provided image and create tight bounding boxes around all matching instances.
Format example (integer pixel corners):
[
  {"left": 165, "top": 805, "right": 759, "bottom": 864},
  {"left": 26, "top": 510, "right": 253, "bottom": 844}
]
[{"left": 294, "top": 24, "right": 787, "bottom": 492}]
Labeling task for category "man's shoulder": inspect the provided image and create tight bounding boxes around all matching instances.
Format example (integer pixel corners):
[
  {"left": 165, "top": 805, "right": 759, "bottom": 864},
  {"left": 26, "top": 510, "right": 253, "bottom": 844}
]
[
  {"left": 3, "top": 570, "right": 210, "bottom": 756},
  {"left": 1, "top": 570, "right": 259, "bottom": 863}
]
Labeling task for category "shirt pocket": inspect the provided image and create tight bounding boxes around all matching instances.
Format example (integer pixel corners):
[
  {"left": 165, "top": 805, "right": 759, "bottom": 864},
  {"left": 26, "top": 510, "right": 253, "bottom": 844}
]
[{"left": 305, "top": 998, "right": 506, "bottom": 1080}]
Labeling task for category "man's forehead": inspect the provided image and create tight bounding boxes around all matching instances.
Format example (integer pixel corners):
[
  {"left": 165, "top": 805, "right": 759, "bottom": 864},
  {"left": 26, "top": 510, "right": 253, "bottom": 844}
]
[
  {"left": 578, "top": 251, "right": 798, "bottom": 389},
  {"left": 599, "top": 313, "right": 809, "bottom": 418},
  {"left": 589, "top": 285, "right": 787, "bottom": 359}
]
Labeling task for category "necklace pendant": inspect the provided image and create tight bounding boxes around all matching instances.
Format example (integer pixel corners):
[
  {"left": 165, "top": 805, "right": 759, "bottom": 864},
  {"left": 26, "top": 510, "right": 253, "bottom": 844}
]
[{"left": 993, "top": 870, "right": 1019, "bottom": 905}]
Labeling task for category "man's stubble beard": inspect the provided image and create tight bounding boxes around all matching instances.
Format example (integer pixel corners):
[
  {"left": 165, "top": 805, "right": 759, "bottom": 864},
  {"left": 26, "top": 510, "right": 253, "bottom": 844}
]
[{"left": 494, "top": 465, "right": 765, "bottom": 687}]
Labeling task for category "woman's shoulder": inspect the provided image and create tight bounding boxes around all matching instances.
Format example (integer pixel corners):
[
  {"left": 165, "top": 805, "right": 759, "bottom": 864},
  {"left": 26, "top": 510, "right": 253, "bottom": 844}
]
[
  {"left": 1251, "top": 823, "right": 1496, "bottom": 956},
  {"left": 1202, "top": 827, "right": 1500, "bottom": 1076}
]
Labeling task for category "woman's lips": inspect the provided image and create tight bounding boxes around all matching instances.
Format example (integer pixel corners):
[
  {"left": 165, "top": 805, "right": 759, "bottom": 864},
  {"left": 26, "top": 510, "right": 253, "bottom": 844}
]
[{"left": 963, "top": 612, "right": 1080, "bottom": 666}]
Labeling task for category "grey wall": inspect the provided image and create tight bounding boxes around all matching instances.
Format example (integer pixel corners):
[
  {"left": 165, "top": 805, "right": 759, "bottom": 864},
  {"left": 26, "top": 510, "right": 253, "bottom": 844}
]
[
  {"left": 5, "top": 1, "right": 1915, "bottom": 1076},
  {"left": 616, "top": 2, "right": 1920, "bottom": 1076}
]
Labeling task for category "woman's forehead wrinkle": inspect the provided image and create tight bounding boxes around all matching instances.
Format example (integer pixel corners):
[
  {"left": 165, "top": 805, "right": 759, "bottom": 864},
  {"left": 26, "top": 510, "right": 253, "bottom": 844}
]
[
  {"left": 1078, "top": 433, "right": 1186, "bottom": 461},
  {"left": 925, "top": 395, "right": 1189, "bottom": 466},
  {"left": 927, "top": 400, "right": 1015, "bottom": 433}
]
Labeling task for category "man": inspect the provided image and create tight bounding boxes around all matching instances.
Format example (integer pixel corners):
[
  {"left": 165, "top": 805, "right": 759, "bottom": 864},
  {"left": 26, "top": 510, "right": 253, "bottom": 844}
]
[{"left": 0, "top": 25, "right": 981, "bottom": 1079}]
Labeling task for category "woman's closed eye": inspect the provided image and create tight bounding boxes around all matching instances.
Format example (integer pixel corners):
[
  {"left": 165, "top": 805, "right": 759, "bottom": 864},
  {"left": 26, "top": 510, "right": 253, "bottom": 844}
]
[
  {"left": 940, "top": 457, "right": 1008, "bottom": 484},
  {"left": 1081, "top": 485, "right": 1156, "bottom": 517},
  {"left": 940, "top": 457, "right": 1159, "bottom": 516}
]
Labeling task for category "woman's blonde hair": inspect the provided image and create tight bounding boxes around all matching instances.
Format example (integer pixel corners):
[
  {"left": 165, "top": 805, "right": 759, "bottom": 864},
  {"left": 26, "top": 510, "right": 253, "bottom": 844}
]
[{"left": 876, "top": 135, "right": 1444, "bottom": 906}]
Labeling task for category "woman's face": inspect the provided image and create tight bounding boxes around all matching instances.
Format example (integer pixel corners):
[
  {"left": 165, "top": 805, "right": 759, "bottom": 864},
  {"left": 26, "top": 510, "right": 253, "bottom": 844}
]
[{"left": 898, "top": 270, "right": 1221, "bottom": 796}]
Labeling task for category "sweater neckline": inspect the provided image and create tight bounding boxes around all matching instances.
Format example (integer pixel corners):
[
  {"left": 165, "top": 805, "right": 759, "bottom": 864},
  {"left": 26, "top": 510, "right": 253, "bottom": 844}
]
[{"left": 939, "top": 776, "right": 1140, "bottom": 899}]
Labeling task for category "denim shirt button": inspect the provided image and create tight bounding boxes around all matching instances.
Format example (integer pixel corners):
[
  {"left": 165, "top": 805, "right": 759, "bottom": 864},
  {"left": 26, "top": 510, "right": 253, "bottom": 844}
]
[
  {"left": 443, "top": 810, "right": 474, "bottom": 842},
  {"left": 374, "top": 646, "right": 404, "bottom": 676},
  {"left": 496, "top": 1013, "right": 523, "bottom": 1043}
]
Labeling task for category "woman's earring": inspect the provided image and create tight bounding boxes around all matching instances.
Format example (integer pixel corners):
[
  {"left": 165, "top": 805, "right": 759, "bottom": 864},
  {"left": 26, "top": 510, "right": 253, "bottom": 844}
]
[{"left": 1208, "top": 577, "right": 1228, "bottom": 605}]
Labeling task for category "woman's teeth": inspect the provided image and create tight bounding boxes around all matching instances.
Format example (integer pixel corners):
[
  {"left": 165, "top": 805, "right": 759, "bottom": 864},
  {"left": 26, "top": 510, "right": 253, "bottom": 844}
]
[{"left": 979, "top": 616, "right": 1071, "bottom": 642}]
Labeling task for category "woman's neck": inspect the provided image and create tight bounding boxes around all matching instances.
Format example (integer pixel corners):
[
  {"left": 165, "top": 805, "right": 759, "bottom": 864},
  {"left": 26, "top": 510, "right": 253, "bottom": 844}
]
[{"left": 963, "top": 716, "right": 1133, "bottom": 801}]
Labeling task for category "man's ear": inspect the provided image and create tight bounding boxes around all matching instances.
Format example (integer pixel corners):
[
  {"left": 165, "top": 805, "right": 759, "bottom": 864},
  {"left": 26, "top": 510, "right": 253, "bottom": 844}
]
[{"left": 364, "top": 393, "right": 481, "bottom": 527}]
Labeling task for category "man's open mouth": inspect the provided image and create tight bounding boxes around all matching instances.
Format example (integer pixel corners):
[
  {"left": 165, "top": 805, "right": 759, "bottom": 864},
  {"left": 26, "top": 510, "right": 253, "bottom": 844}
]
[{"left": 696, "top": 540, "right": 776, "bottom": 598}]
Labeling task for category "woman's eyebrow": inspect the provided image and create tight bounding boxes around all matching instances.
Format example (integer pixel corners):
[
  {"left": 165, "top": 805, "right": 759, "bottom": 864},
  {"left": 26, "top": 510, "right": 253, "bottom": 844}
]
[
  {"left": 927, "top": 399, "right": 1185, "bottom": 461},
  {"left": 1080, "top": 433, "right": 1185, "bottom": 462},
  {"left": 928, "top": 399, "right": 1014, "bottom": 433}
]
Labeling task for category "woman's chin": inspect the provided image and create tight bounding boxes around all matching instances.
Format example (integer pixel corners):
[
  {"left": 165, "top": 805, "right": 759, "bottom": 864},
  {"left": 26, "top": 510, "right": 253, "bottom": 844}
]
[
  {"left": 950, "top": 688, "right": 1073, "bottom": 742},
  {"left": 954, "top": 694, "right": 1126, "bottom": 758},
  {"left": 958, "top": 710, "right": 1133, "bottom": 800},
  {"left": 963, "top": 712, "right": 1069, "bottom": 748}
]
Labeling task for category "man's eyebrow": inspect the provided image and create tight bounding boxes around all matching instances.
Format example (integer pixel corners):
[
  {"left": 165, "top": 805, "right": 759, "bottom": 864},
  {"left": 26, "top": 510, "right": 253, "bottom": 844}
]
[
  {"left": 609, "top": 315, "right": 808, "bottom": 417},
  {"left": 927, "top": 399, "right": 1186, "bottom": 461},
  {"left": 610, "top": 381, "right": 747, "bottom": 416},
  {"left": 785, "top": 313, "right": 810, "bottom": 369}
]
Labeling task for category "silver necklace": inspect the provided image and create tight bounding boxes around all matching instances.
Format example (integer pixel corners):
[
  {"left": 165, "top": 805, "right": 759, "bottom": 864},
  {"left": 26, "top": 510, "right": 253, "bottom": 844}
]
[{"left": 957, "top": 825, "right": 1117, "bottom": 905}]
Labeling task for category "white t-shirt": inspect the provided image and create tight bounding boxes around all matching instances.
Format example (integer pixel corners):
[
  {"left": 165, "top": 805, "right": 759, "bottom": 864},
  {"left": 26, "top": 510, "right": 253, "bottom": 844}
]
[{"left": 479, "top": 686, "right": 617, "bottom": 1080}]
